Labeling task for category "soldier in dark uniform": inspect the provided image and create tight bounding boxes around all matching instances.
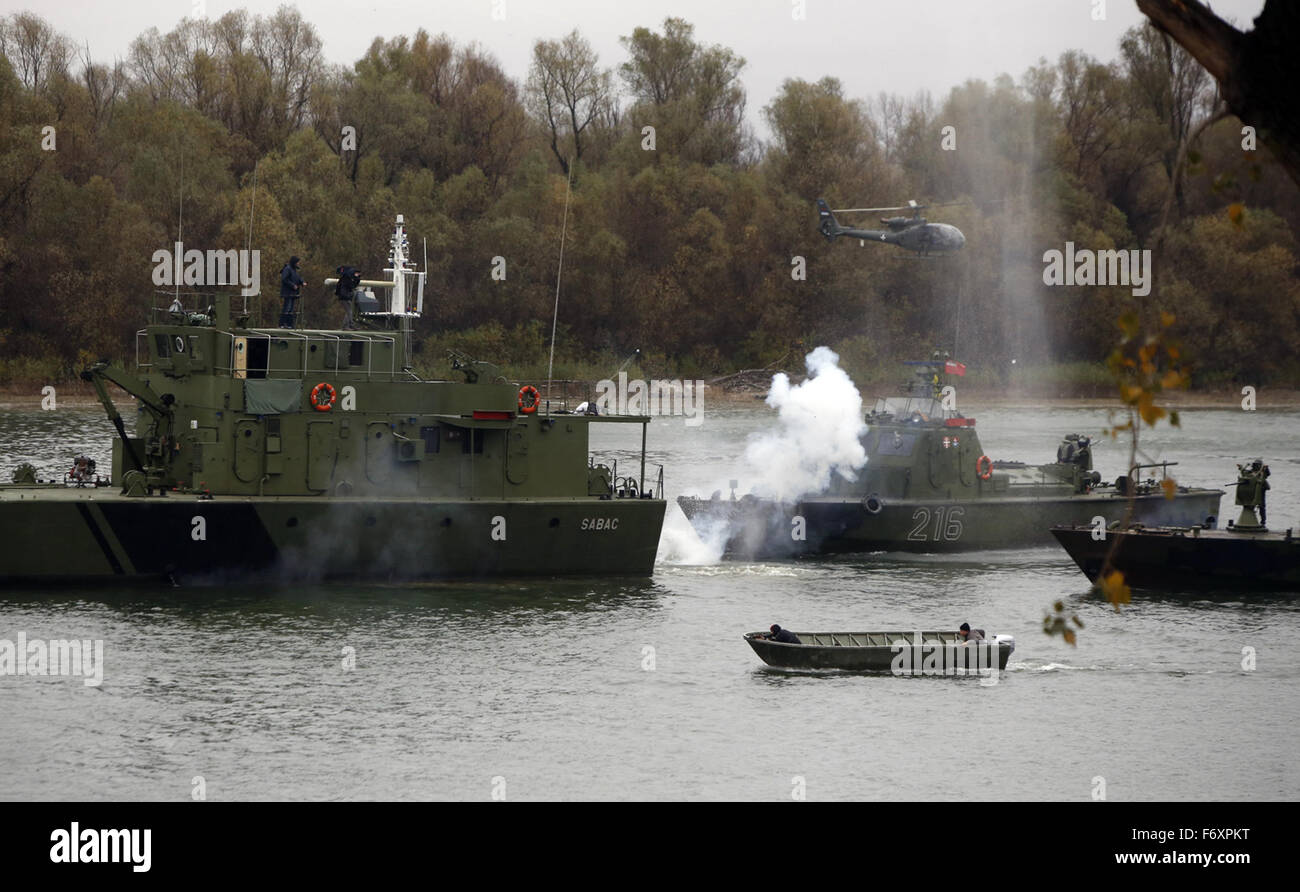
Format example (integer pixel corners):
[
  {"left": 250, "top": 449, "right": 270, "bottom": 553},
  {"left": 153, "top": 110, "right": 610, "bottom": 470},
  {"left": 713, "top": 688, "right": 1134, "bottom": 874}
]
[
  {"left": 334, "top": 265, "right": 362, "bottom": 329},
  {"left": 765, "top": 624, "right": 801, "bottom": 644},
  {"left": 279, "top": 256, "right": 305, "bottom": 328},
  {"left": 1252, "top": 460, "right": 1270, "bottom": 525}
]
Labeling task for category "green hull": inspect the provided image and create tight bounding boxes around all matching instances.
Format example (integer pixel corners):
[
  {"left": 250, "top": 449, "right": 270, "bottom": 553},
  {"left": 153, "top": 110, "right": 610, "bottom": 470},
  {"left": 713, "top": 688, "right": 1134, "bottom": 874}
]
[{"left": 0, "top": 486, "right": 665, "bottom": 584}]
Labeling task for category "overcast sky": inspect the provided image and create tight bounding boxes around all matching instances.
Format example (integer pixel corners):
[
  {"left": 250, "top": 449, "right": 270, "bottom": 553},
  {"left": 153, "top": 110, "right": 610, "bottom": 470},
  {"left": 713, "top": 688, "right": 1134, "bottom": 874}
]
[{"left": 6, "top": 0, "right": 1267, "bottom": 137}]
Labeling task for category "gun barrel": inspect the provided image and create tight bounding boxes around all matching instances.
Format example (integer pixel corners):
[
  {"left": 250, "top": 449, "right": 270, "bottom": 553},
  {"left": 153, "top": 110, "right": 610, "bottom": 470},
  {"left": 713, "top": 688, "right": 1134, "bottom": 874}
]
[{"left": 323, "top": 278, "right": 394, "bottom": 288}]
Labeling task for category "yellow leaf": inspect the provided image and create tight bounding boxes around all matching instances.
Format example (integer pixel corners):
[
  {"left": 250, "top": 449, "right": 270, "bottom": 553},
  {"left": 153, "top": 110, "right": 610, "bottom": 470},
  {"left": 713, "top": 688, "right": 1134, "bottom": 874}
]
[
  {"left": 1138, "top": 393, "right": 1166, "bottom": 425},
  {"left": 1100, "top": 570, "right": 1131, "bottom": 609},
  {"left": 1159, "top": 311, "right": 1176, "bottom": 328},
  {"left": 1228, "top": 203, "right": 1245, "bottom": 226},
  {"left": 1118, "top": 312, "right": 1140, "bottom": 339},
  {"left": 1063, "top": 629, "right": 1077, "bottom": 646},
  {"left": 1160, "top": 370, "right": 1182, "bottom": 390},
  {"left": 1161, "top": 477, "right": 1177, "bottom": 500}
]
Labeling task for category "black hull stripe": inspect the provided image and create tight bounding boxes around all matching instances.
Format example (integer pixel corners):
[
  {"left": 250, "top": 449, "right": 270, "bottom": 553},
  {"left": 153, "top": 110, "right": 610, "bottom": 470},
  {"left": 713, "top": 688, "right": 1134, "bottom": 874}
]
[{"left": 76, "top": 503, "right": 125, "bottom": 575}]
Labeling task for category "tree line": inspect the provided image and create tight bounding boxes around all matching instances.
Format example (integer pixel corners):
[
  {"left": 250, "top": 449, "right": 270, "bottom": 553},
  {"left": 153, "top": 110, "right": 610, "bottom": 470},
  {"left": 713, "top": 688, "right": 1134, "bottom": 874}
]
[{"left": 1, "top": 7, "right": 1297, "bottom": 388}]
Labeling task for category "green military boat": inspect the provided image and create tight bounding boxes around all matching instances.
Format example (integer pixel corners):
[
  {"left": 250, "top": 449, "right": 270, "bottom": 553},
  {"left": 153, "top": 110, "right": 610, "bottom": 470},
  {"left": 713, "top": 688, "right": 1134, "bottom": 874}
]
[
  {"left": 0, "top": 216, "right": 666, "bottom": 584},
  {"left": 1052, "top": 460, "right": 1300, "bottom": 591},
  {"left": 678, "top": 356, "right": 1222, "bottom": 557}
]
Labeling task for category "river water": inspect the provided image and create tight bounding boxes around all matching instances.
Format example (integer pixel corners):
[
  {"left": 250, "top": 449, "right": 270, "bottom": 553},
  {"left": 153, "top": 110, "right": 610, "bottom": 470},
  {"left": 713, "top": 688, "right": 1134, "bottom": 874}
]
[{"left": 1, "top": 401, "right": 1297, "bottom": 800}]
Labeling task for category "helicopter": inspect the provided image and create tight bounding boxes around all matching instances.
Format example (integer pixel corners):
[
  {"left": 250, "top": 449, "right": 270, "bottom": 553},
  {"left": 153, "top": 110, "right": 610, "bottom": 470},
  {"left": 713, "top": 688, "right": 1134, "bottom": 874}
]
[{"left": 817, "top": 198, "right": 966, "bottom": 256}]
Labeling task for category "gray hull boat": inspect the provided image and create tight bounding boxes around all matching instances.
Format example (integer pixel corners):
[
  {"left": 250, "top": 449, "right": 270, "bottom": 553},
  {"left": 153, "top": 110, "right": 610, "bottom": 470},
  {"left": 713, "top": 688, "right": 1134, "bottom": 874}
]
[{"left": 745, "top": 630, "right": 1015, "bottom": 673}]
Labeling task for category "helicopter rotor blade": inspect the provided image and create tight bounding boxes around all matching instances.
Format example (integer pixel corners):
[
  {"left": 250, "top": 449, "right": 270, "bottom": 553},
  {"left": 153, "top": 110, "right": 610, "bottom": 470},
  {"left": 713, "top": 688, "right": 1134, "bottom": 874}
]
[
  {"left": 832, "top": 205, "right": 920, "bottom": 214},
  {"left": 833, "top": 199, "right": 979, "bottom": 214}
]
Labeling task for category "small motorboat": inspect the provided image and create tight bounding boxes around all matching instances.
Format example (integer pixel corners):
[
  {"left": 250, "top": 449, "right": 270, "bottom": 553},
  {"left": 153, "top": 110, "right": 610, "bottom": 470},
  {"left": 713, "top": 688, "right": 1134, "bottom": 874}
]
[{"left": 744, "top": 629, "right": 1015, "bottom": 673}]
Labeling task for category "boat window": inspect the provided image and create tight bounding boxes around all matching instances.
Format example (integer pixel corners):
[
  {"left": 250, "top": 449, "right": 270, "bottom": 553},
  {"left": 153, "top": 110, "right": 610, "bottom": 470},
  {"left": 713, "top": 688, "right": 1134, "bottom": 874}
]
[
  {"left": 348, "top": 340, "right": 365, "bottom": 366},
  {"left": 420, "top": 426, "right": 440, "bottom": 454},
  {"left": 154, "top": 334, "right": 171, "bottom": 358},
  {"left": 877, "top": 431, "right": 917, "bottom": 456},
  {"left": 873, "top": 397, "right": 943, "bottom": 418}
]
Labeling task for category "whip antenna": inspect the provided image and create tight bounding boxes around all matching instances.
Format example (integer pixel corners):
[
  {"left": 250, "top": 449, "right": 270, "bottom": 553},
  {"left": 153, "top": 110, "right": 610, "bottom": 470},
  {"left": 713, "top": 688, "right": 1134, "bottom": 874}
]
[
  {"left": 245, "top": 163, "right": 258, "bottom": 315},
  {"left": 175, "top": 147, "right": 183, "bottom": 308},
  {"left": 545, "top": 159, "right": 574, "bottom": 412}
]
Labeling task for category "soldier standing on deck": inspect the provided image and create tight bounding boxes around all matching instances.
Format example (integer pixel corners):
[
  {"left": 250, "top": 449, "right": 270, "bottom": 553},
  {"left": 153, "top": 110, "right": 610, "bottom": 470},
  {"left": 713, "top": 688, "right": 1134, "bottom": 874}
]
[{"left": 279, "top": 256, "right": 306, "bottom": 328}]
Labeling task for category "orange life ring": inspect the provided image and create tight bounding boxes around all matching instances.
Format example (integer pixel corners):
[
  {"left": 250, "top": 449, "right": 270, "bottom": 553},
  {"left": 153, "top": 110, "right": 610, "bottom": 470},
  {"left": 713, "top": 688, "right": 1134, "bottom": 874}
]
[
  {"left": 976, "top": 454, "right": 993, "bottom": 480},
  {"left": 310, "top": 382, "right": 336, "bottom": 412},
  {"left": 518, "top": 385, "right": 540, "bottom": 414}
]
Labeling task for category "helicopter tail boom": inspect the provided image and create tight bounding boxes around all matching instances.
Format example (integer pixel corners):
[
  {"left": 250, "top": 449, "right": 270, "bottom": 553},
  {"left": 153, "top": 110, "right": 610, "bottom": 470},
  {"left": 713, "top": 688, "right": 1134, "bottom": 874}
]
[{"left": 816, "top": 198, "right": 843, "bottom": 241}]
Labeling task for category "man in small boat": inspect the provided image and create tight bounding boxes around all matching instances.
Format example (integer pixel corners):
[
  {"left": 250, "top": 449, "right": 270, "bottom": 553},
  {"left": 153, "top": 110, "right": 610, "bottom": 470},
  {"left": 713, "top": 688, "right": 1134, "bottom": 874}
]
[
  {"left": 958, "top": 623, "right": 984, "bottom": 643},
  {"left": 764, "top": 624, "right": 801, "bottom": 644}
]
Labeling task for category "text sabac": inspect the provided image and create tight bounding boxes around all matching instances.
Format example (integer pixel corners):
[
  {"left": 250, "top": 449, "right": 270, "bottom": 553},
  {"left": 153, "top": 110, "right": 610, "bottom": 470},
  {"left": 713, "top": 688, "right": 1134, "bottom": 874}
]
[
  {"left": 890, "top": 638, "right": 999, "bottom": 676},
  {"left": 594, "top": 373, "right": 704, "bottom": 427}
]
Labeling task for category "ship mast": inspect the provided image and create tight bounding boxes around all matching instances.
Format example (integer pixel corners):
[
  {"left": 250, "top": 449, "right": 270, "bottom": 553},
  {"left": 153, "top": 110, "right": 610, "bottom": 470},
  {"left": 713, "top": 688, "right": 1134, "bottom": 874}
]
[
  {"left": 324, "top": 215, "right": 426, "bottom": 366},
  {"left": 383, "top": 214, "right": 424, "bottom": 317}
]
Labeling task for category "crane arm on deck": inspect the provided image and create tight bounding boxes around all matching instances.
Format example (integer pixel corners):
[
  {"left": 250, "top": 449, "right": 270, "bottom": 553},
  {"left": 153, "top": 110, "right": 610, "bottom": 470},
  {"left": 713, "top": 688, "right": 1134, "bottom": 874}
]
[{"left": 80, "top": 363, "right": 174, "bottom": 476}]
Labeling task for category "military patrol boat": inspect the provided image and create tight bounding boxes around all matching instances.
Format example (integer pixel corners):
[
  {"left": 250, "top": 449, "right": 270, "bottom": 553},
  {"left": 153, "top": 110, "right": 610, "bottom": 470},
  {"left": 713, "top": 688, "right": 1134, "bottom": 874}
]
[
  {"left": 677, "top": 356, "right": 1222, "bottom": 557},
  {"left": 1052, "top": 461, "right": 1300, "bottom": 591},
  {"left": 0, "top": 216, "right": 666, "bottom": 584}
]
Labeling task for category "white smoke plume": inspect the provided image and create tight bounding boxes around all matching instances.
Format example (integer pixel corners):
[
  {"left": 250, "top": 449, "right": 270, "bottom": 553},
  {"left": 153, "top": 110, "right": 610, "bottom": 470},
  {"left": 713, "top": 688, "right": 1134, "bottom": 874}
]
[
  {"left": 741, "top": 346, "right": 868, "bottom": 501},
  {"left": 661, "top": 346, "right": 869, "bottom": 566}
]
